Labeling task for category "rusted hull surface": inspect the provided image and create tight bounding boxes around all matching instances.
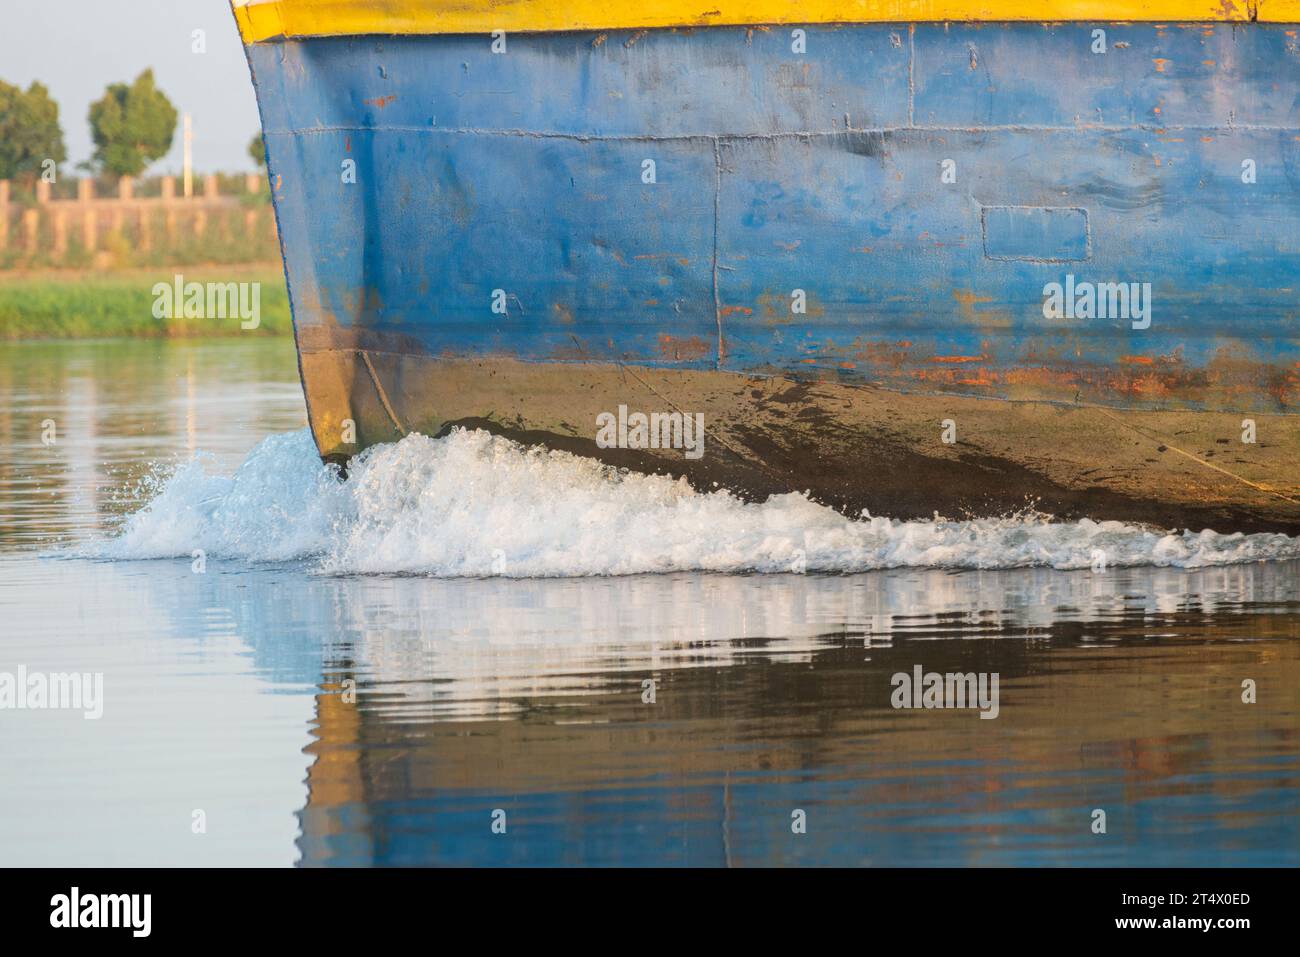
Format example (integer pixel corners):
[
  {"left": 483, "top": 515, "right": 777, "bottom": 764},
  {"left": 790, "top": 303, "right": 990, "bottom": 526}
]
[
  {"left": 240, "top": 23, "right": 1300, "bottom": 529},
  {"left": 300, "top": 348, "right": 1300, "bottom": 533}
]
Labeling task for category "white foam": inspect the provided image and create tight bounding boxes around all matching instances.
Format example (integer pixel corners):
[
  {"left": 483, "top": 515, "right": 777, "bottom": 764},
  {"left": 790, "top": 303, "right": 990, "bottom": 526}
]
[{"left": 90, "top": 427, "right": 1300, "bottom": 576}]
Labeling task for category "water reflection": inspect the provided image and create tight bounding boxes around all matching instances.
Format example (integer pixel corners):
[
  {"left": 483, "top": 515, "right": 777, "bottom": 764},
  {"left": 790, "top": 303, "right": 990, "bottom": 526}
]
[
  {"left": 0, "top": 341, "right": 1296, "bottom": 866},
  {"left": 9, "top": 553, "right": 1292, "bottom": 866},
  {"left": 291, "top": 565, "right": 1300, "bottom": 866},
  {"left": 0, "top": 339, "right": 304, "bottom": 549}
]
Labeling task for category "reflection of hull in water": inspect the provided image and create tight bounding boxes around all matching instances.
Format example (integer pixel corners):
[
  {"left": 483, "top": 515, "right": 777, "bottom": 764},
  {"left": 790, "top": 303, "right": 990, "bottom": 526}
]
[
  {"left": 233, "top": 4, "right": 1300, "bottom": 531},
  {"left": 285, "top": 562, "right": 1300, "bottom": 866}
]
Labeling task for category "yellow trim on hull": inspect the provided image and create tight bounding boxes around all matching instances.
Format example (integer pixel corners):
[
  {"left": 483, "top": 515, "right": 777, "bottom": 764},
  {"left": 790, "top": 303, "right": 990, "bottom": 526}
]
[{"left": 232, "top": 0, "right": 1294, "bottom": 44}]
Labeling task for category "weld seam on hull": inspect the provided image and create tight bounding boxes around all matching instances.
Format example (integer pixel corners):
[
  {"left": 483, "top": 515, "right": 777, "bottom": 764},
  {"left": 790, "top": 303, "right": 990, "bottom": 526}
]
[
  {"left": 1093, "top": 407, "right": 1300, "bottom": 506},
  {"left": 618, "top": 363, "right": 771, "bottom": 475},
  {"left": 262, "top": 122, "right": 1300, "bottom": 139},
  {"left": 360, "top": 350, "right": 407, "bottom": 435},
  {"left": 711, "top": 136, "right": 724, "bottom": 367}
]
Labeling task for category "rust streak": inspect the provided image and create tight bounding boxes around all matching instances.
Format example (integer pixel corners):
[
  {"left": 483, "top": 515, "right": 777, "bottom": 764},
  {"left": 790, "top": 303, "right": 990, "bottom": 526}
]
[{"left": 657, "top": 334, "right": 712, "bottom": 361}]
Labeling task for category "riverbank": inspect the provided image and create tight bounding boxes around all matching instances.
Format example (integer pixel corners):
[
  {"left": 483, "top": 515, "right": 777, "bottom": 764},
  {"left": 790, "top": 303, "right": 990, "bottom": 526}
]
[{"left": 0, "top": 266, "right": 291, "bottom": 339}]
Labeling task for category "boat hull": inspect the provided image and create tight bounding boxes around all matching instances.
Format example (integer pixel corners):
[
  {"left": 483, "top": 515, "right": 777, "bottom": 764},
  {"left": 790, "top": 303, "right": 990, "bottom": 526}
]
[{"left": 243, "top": 22, "right": 1300, "bottom": 531}]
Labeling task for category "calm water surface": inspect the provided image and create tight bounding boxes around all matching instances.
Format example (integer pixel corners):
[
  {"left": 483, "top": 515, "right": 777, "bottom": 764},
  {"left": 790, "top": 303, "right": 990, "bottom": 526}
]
[{"left": 1, "top": 339, "right": 1297, "bottom": 866}]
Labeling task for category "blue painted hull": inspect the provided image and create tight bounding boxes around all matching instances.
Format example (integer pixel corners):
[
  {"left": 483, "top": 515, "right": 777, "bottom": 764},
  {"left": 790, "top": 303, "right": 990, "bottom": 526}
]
[{"left": 244, "top": 23, "right": 1300, "bottom": 531}]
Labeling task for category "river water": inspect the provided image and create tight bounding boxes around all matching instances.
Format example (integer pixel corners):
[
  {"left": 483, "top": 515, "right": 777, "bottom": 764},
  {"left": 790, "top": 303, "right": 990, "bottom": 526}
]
[{"left": 1, "top": 339, "right": 1297, "bottom": 866}]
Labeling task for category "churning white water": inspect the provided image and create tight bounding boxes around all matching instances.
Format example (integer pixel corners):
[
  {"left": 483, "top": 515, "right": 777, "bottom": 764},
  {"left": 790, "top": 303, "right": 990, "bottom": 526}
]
[{"left": 91, "top": 427, "right": 1300, "bottom": 577}]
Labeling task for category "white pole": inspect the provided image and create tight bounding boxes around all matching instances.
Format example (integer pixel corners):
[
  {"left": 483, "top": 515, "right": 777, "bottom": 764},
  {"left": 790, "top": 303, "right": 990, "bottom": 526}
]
[{"left": 182, "top": 113, "right": 193, "bottom": 199}]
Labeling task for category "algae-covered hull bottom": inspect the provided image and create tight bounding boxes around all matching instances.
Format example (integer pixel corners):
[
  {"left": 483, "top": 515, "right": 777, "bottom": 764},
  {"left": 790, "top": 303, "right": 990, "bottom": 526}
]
[{"left": 243, "top": 22, "right": 1300, "bottom": 533}]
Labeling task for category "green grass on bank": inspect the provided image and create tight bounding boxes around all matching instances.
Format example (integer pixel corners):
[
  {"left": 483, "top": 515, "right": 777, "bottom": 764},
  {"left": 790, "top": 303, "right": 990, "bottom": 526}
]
[{"left": 0, "top": 267, "right": 293, "bottom": 340}]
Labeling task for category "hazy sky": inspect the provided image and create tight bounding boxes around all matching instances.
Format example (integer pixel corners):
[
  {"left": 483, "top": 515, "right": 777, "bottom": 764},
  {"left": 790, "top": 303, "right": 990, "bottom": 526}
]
[{"left": 3, "top": 0, "right": 262, "bottom": 174}]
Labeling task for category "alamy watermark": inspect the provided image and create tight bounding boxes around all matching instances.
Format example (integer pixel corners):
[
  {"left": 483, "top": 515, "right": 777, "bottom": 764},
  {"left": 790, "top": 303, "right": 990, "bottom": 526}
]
[
  {"left": 1043, "top": 274, "right": 1151, "bottom": 329},
  {"left": 596, "top": 405, "right": 705, "bottom": 459},
  {"left": 891, "top": 665, "right": 999, "bottom": 719},
  {"left": 0, "top": 666, "right": 103, "bottom": 719},
  {"left": 50, "top": 888, "right": 150, "bottom": 937},
  {"left": 152, "top": 273, "right": 261, "bottom": 329}
]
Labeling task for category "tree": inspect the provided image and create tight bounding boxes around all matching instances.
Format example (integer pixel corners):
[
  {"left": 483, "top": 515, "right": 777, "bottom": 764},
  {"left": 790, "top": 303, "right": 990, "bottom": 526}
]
[
  {"left": 0, "top": 80, "right": 67, "bottom": 181},
  {"left": 87, "top": 69, "right": 178, "bottom": 178},
  {"left": 248, "top": 132, "right": 267, "bottom": 168}
]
